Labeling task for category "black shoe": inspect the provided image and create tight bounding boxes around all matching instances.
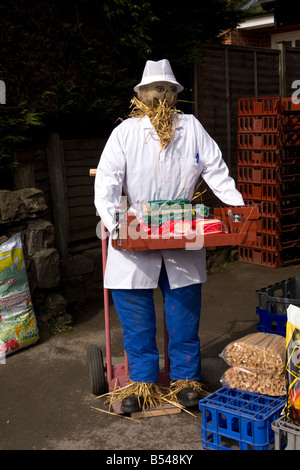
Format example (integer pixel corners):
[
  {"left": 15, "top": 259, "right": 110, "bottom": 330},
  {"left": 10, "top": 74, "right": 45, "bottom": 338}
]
[
  {"left": 177, "top": 387, "right": 200, "bottom": 408},
  {"left": 120, "top": 394, "right": 143, "bottom": 413}
]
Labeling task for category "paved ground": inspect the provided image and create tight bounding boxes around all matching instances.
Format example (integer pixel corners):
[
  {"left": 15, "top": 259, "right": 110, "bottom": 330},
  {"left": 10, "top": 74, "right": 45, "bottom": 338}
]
[{"left": 0, "top": 259, "right": 299, "bottom": 453}]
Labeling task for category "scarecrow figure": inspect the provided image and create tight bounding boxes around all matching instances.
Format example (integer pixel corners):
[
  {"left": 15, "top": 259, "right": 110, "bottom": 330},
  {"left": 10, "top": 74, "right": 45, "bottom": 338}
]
[{"left": 95, "top": 59, "right": 244, "bottom": 413}]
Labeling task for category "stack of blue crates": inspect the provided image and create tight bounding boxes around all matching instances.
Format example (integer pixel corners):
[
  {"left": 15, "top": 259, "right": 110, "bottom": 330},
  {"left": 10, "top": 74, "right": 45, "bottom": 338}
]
[
  {"left": 199, "top": 387, "right": 286, "bottom": 450},
  {"left": 199, "top": 278, "right": 300, "bottom": 450},
  {"left": 256, "top": 277, "right": 300, "bottom": 336}
]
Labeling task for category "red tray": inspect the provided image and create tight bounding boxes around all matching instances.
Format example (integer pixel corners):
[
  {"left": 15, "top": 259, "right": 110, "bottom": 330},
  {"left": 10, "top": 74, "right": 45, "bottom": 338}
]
[{"left": 111, "top": 206, "right": 259, "bottom": 250}]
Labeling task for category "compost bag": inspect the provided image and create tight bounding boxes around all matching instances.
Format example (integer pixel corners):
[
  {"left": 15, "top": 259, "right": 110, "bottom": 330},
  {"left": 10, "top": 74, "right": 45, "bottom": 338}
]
[
  {"left": 0, "top": 233, "right": 39, "bottom": 358},
  {"left": 284, "top": 304, "right": 300, "bottom": 424}
]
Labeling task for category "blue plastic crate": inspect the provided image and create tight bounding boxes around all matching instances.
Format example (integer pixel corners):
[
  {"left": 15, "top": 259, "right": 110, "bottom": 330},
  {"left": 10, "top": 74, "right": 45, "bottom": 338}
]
[
  {"left": 199, "top": 387, "right": 286, "bottom": 450},
  {"left": 256, "top": 307, "right": 286, "bottom": 337}
]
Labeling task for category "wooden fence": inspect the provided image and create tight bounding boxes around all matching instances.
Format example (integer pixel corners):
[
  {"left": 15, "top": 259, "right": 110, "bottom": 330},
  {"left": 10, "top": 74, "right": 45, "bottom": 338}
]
[
  {"left": 194, "top": 44, "right": 281, "bottom": 174},
  {"left": 13, "top": 134, "right": 105, "bottom": 258},
  {"left": 193, "top": 43, "right": 300, "bottom": 207}
]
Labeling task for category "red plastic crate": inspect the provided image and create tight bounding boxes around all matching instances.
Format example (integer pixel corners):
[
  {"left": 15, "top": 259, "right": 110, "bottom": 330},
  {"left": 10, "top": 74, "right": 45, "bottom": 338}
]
[
  {"left": 238, "top": 166, "right": 280, "bottom": 184},
  {"left": 238, "top": 182, "right": 281, "bottom": 201},
  {"left": 237, "top": 149, "right": 300, "bottom": 168},
  {"left": 239, "top": 234, "right": 300, "bottom": 261},
  {"left": 238, "top": 133, "right": 278, "bottom": 150},
  {"left": 259, "top": 201, "right": 279, "bottom": 217},
  {"left": 111, "top": 206, "right": 260, "bottom": 250},
  {"left": 281, "top": 179, "right": 300, "bottom": 197},
  {"left": 280, "top": 160, "right": 300, "bottom": 177},
  {"left": 280, "top": 237, "right": 300, "bottom": 249},
  {"left": 280, "top": 147, "right": 300, "bottom": 160},
  {"left": 243, "top": 199, "right": 279, "bottom": 218},
  {"left": 248, "top": 233, "right": 281, "bottom": 251},
  {"left": 238, "top": 116, "right": 279, "bottom": 133},
  {"left": 238, "top": 167, "right": 300, "bottom": 184},
  {"left": 280, "top": 98, "right": 300, "bottom": 112},
  {"left": 279, "top": 200, "right": 300, "bottom": 215},
  {"left": 238, "top": 245, "right": 280, "bottom": 268},
  {"left": 281, "top": 205, "right": 300, "bottom": 218},
  {"left": 256, "top": 221, "right": 300, "bottom": 244},
  {"left": 257, "top": 217, "right": 279, "bottom": 235},
  {"left": 243, "top": 199, "right": 300, "bottom": 219},
  {"left": 237, "top": 149, "right": 281, "bottom": 167},
  {"left": 256, "top": 218, "right": 300, "bottom": 236},
  {"left": 279, "top": 114, "right": 300, "bottom": 128},
  {"left": 239, "top": 178, "right": 300, "bottom": 202},
  {"left": 280, "top": 222, "right": 300, "bottom": 236},
  {"left": 278, "top": 131, "right": 300, "bottom": 148},
  {"left": 239, "top": 244, "right": 300, "bottom": 268},
  {"left": 238, "top": 97, "right": 281, "bottom": 116}
]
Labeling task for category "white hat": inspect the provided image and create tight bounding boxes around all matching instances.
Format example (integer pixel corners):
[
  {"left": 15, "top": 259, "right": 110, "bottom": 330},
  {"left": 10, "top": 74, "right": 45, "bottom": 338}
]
[{"left": 134, "top": 59, "right": 184, "bottom": 93}]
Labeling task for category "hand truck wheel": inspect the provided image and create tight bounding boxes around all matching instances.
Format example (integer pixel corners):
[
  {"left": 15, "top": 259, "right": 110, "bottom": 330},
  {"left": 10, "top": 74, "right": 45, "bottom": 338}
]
[{"left": 87, "top": 346, "right": 107, "bottom": 396}]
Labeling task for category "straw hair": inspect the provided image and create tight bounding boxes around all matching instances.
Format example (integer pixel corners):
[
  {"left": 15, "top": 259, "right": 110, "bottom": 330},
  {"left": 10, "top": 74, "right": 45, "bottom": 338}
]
[
  {"left": 165, "top": 379, "right": 210, "bottom": 401},
  {"left": 128, "top": 97, "right": 207, "bottom": 203},
  {"left": 191, "top": 180, "right": 207, "bottom": 203},
  {"left": 129, "top": 96, "right": 182, "bottom": 151},
  {"left": 105, "top": 380, "right": 169, "bottom": 412},
  {"left": 95, "top": 379, "right": 209, "bottom": 419}
]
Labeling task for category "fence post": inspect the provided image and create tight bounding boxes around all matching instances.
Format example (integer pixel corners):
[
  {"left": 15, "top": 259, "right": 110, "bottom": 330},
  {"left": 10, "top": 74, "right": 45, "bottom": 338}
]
[
  {"left": 225, "top": 47, "right": 231, "bottom": 170},
  {"left": 46, "top": 132, "right": 69, "bottom": 259},
  {"left": 277, "top": 42, "right": 287, "bottom": 97}
]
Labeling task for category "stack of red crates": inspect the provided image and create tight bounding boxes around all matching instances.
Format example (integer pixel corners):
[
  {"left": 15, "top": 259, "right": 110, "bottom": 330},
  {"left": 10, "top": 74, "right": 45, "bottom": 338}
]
[{"left": 237, "top": 97, "right": 300, "bottom": 268}]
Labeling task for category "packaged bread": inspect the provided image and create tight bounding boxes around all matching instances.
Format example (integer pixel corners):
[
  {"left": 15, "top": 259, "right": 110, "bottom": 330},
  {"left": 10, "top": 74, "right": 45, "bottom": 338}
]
[{"left": 219, "top": 332, "right": 285, "bottom": 375}]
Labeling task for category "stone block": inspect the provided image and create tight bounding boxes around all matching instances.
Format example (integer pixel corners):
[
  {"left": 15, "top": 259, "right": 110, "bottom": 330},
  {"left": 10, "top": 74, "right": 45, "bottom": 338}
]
[
  {"left": 30, "top": 248, "right": 60, "bottom": 289},
  {"left": 59, "top": 254, "right": 94, "bottom": 279},
  {"left": 24, "top": 219, "right": 55, "bottom": 257},
  {"left": 82, "top": 247, "right": 102, "bottom": 282},
  {"left": 0, "top": 190, "right": 26, "bottom": 223},
  {"left": 43, "top": 292, "right": 67, "bottom": 317},
  {"left": 60, "top": 276, "right": 86, "bottom": 306},
  {"left": 18, "top": 188, "right": 47, "bottom": 217},
  {"left": 0, "top": 188, "right": 47, "bottom": 223},
  {"left": 0, "top": 235, "right": 8, "bottom": 246}
]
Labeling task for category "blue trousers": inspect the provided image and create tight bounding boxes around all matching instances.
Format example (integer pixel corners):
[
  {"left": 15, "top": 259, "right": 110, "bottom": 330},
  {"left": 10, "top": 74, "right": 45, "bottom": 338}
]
[{"left": 111, "top": 262, "right": 202, "bottom": 383}]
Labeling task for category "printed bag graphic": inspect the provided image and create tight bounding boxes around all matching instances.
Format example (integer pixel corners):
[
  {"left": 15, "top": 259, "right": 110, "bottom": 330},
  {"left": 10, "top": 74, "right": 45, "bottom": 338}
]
[
  {"left": 284, "top": 304, "right": 300, "bottom": 424},
  {"left": 0, "top": 233, "right": 39, "bottom": 357}
]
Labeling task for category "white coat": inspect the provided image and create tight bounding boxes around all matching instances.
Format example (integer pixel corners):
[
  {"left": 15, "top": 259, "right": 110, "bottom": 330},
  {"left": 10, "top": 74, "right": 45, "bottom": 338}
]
[{"left": 94, "top": 114, "right": 244, "bottom": 290}]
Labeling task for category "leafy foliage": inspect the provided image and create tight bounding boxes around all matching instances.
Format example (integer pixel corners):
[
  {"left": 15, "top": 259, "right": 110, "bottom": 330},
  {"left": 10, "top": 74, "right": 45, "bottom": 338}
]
[
  {"left": 0, "top": 0, "right": 244, "bottom": 175},
  {"left": 0, "top": 0, "right": 155, "bottom": 136},
  {"left": 149, "top": 0, "right": 245, "bottom": 66},
  {"left": 0, "top": 105, "right": 43, "bottom": 168}
]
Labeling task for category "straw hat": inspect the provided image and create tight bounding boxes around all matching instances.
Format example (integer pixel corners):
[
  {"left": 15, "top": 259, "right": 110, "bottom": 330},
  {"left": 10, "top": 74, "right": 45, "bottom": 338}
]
[{"left": 134, "top": 59, "right": 184, "bottom": 93}]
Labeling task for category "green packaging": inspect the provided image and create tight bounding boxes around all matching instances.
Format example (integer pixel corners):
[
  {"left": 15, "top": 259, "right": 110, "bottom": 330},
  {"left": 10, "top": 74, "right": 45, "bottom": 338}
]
[{"left": 142, "top": 199, "right": 192, "bottom": 226}]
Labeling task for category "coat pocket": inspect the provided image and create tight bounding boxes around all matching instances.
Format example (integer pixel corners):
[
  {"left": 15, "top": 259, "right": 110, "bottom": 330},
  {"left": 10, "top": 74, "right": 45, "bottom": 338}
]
[{"left": 180, "top": 152, "right": 202, "bottom": 192}]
